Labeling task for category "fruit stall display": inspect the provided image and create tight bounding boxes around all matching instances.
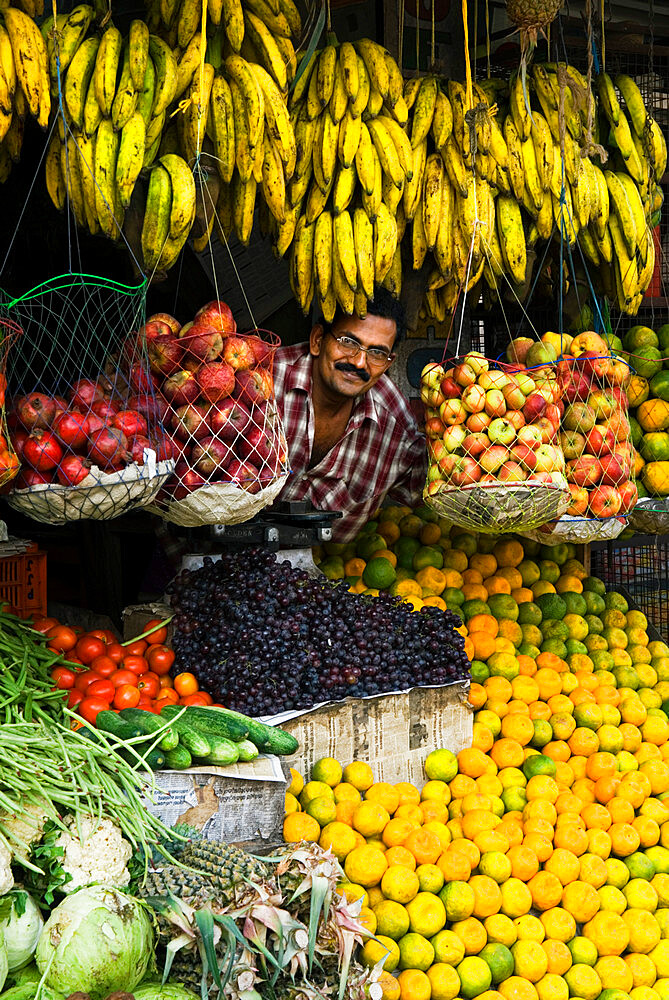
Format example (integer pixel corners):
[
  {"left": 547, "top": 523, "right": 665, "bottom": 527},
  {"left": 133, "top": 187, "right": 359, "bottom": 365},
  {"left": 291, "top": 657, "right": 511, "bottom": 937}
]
[
  {"left": 624, "top": 324, "right": 669, "bottom": 503},
  {"left": 283, "top": 521, "right": 669, "bottom": 1000}
]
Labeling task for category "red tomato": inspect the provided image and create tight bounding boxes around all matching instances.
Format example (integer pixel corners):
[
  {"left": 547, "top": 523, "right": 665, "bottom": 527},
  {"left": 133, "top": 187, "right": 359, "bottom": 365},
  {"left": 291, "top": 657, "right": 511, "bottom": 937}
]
[
  {"left": 75, "top": 635, "right": 107, "bottom": 665},
  {"left": 90, "top": 655, "right": 118, "bottom": 678},
  {"left": 46, "top": 625, "right": 78, "bottom": 652},
  {"left": 101, "top": 629, "right": 119, "bottom": 645},
  {"left": 64, "top": 654, "right": 84, "bottom": 666},
  {"left": 198, "top": 691, "right": 213, "bottom": 705},
  {"left": 51, "top": 666, "right": 76, "bottom": 690},
  {"left": 124, "top": 639, "right": 148, "bottom": 656},
  {"left": 159, "top": 674, "right": 174, "bottom": 689},
  {"left": 137, "top": 698, "right": 158, "bottom": 712},
  {"left": 32, "top": 617, "right": 60, "bottom": 634},
  {"left": 174, "top": 672, "right": 198, "bottom": 696},
  {"left": 111, "top": 669, "right": 139, "bottom": 688},
  {"left": 78, "top": 696, "right": 110, "bottom": 724},
  {"left": 87, "top": 629, "right": 110, "bottom": 644},
  {"left": 146, "top": 645, "right": 175, "bottom": 675},
  {"left": 87, "top": 678, "right": 115, "bottom": 702},
  {"left": 122, "top": 654, "right": 149, "bottom": 676},
  {"left": 180, "top": 692, "right": 209, "bottom": 706},
  {"left": 106, "top": 643, "right": 125, "bottom": 664},
  {"left": 113, "top": 684, "right": 141, "bottom": 710},
  {"left": 155, "top": 687, "right": 179, "bottom": 705},
  {"left": 74, "top": 670, "right": 101, "bottom": 693},
  {"left": 137, "top": 672, "right": 160, "bottom": 698},
  {"left": 67, "top": 689, "right": 84, "bottom": 709},
  {"left": 144, "top": 618, "right": 168, "bottom": 645}
]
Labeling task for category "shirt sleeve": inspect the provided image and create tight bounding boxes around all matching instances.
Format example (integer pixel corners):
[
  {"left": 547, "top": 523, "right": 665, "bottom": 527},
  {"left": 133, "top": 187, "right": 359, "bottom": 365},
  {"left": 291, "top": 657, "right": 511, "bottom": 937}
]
[{"left": 387, "top": 426, "right": 428, "bottom": 507}]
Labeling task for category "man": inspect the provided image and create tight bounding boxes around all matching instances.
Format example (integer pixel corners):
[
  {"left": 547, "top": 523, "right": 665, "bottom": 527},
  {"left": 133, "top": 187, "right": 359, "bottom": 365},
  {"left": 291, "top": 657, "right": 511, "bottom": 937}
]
[{"left": 274, "top": 288, "right": 427, "bottom": 541}]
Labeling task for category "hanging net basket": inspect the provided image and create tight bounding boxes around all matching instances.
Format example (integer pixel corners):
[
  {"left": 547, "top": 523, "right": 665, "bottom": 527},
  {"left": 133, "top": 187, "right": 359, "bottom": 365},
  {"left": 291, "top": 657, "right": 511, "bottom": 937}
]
[
  {"left": 628, "top": 499, "right": 669, "bottom": 536},
  {"left": 522, "top": 514, "right": 627, "bottom": 545},
  {"left": 421, "top": 352, "right": 570, "bottom": 533},
  {"left": 144, "top": 319, "right": 290, "bottom": 527},
  {"left": 0, "top": 320, "right": 21, "bottom": 491},
  {"left": 0, "top": 274, "right": 174, "bottom": 525}
]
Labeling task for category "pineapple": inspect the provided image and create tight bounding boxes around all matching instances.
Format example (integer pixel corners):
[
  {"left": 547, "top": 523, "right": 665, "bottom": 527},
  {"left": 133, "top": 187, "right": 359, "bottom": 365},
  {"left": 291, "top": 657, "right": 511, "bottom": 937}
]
[{"left": 506, "top": 0, "right": 563, "bottom": 55}]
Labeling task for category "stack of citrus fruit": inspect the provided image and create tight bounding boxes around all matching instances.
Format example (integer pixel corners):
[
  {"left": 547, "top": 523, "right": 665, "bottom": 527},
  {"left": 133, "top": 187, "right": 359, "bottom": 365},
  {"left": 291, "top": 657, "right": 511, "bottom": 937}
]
[{"left": 288, "top": 526, "right": 669, "bottom": 1000}]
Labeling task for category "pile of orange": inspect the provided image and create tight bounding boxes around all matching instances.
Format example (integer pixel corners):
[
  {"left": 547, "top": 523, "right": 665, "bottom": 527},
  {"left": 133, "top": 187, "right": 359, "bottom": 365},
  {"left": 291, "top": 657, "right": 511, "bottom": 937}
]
[{"left": 287, "top": 524, "right": 669, "bottom": 1000}]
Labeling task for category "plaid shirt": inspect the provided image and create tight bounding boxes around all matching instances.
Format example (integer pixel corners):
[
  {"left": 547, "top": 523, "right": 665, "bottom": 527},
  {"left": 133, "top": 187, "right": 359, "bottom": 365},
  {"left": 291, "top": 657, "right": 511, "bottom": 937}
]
[{"left": 274, "top": 343, "right": 427, "bottom": 541}]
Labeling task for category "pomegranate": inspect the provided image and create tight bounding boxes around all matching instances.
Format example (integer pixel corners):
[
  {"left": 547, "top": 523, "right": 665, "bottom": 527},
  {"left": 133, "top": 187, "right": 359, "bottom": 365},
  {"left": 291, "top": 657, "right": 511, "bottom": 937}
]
[
  {"left": 128, "top": 363, "right": 157, "bottom": 395},
  {"left": 113, "top": 410, "right": 148, "bottom": 438},
  {"left": 10, "top": 429, "right": 29, "bottom": 460},
  {"left": 15, "top": 393, "right": 57, "bottom": 430},
  {"left": 128, "top": 392, "right": 169, "bottom": 423},
  {"left": 70, "top": 379, "right": 105, "bottom": 411},
  {"left": 57, "top": 454, "right": 93, "bottom": 486},
  {"left": 53, "top": 411, "right": 90, "bottom": 450},
  {"left": 128, "top": 435, "right": 152, "bottom": 465},
  {"left": 86, "top": 413, "right": 106, "bottom": 436},
  {"left": 23, "top": 429, "right": 63, "bottom": 471},
  {"left": 88, "top": 427, "right": 130, "bottom": 469},
  {"left": 91, "top": 398, "right": 120, "bottom": 420},
  {"left": 15, "top": 468, "right": 53, "bottom": 488}
]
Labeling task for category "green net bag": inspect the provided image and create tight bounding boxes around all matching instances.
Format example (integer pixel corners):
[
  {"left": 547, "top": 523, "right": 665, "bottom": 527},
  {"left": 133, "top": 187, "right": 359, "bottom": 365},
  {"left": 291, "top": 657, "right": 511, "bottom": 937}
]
[{"left": 0, "top": 274, "right": 175, "bottom": 524}]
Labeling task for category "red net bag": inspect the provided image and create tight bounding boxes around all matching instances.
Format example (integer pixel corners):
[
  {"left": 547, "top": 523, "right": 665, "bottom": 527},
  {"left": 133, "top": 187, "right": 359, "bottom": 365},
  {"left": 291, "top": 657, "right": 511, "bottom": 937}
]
[
  {"left": 146, "top": 301, "right": 289, "bottom": 527},
  {"left": 522, "top": 332, "right": 635, "bottom": 545},
  {"left": 0, "top": 320, "right": 20, "bottom": 490},
  {"left": 421, "top": 350, "right": 570, "bottom": 533}
]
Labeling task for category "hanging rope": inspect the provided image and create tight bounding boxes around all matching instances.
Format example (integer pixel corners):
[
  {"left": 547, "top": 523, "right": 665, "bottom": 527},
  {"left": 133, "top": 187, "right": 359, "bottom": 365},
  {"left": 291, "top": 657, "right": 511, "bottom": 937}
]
[
  {"left": 485, "top": 0, "right": 490, "bottom": 78},
  {"left": 398, "top": 0, "right": 405, "bottom": 69},
  {"left": 600, "top": 0, "right": 606, "bottom": 71},
  {"left": 461, "top": 0, "right": 473, "bottom": 109},
  {"left": 431, "top": 0, "right": 436, "bottom": 70}
]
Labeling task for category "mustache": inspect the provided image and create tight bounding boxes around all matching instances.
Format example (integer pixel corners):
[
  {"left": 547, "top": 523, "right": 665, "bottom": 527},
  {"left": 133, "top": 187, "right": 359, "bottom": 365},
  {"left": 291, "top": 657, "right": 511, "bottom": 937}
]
[{"left": 334, "top": 362, "right": 370, "bottom": 383}]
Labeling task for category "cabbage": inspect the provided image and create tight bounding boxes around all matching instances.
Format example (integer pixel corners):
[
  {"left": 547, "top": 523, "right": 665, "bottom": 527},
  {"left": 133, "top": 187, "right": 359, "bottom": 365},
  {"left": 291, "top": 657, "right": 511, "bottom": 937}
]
[
  {"left": 35, "top": 887, "right": 153, "bottom": 998},
  {"left": 133, "top": 983, "right": 199, "bottom": 1000},
  {"left": 0, "top": 893, "right": 43, "bottom": 972},
  {"left": 0, "top": 928, "right": 8, "bottom": 993}
]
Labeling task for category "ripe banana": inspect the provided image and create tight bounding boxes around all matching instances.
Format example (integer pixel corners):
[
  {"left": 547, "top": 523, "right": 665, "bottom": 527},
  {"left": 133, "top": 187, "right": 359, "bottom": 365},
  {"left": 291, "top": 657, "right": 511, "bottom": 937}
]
[
  {"left": 116, "top": 111, "right": 146, "bottom": 207},
  {"left": 141, "top": 162, "right": 172, "bottom": 269},
  {"left": 94, "top": 25, "right": 122, "bottom": 119}
]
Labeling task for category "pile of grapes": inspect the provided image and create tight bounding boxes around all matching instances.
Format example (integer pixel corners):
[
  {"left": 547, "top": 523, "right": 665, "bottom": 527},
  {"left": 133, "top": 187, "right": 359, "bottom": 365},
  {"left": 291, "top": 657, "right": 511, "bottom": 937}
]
[{"left": 168, "top": 549, "right": 471, "bottom": 716}]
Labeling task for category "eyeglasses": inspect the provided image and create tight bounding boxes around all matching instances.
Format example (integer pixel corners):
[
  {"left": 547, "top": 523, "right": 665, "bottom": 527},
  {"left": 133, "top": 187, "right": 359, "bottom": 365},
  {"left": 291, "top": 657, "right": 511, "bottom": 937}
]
[{"left": 328, "top": 331, "right": 394, "bottom": 367}]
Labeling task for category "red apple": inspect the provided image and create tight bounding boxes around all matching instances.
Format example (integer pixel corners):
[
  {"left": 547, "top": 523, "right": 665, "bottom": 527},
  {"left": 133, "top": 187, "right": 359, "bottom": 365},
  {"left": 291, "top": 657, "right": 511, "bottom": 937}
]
[
  {"left": 485, "top": 389, "right": 507, "bottom": 418},
  {"left": 139, "top": 319, "right": 173, "bottom": 341},
  {"left": 15, "top": 393, "right": 57, "bottom": 430},
  {"left": 148, "top": 313, "right": 181, "bottom": 336},
  {"left": 466, "top": 412, "right": 491, "bottom": 433},
  {"left": 567, "top": 454, "right": 602, "bottom": 487},
  {"left": 604, "top": 411, "right": 630, "bottom": 440},
  {"left": 563, "top": 402, "right": 596, "bottom": 432},
  {"left": 585, "top": 424, "right": 616, "bottom": 457},
  {"left": 462, "top": 432, "right": 490, "bottom": 457},
  {"left": 479, "top": 370, "right": 511, "bottom": 391},
  {"left": 599, "top": 452, "right": 626, "bottom": 486},
  {"left": 505, "top": 337, "right": 534, "bottom": 365},
  {"left": 451, "top": 456, "right": 481, "bottom": 486},
  {"left": 226, "top": 457, "right": 261, "bottom": 493},
  {"left": 523, "top": 392, "right": 547, "bottom": 423},
  {"left": 461, "top": 384, "right": 486, "bottom": 413},
  {"left": 498, "top": 461, "right": 526, "bottom": 482},
  {"left": 570, "top": 331, "right": 609, "bottom": 357},
  {"left": 606, "top": 359, "right": 631, "bottom": 388},
  {"left": 488, "top": 418, "right": 516, "bottom": 446},
  {"left": 53, "top": 411, "right": 89, "bottom": 450},
  {"left": 503, "top": 380, "right": 527, "bottom": 411},
  {"left": 209, "top": 399, "right": 252, "bottom": 441},
  {"left": 561, "top": 371, "right": 592, "bottom": 403},
  {"left": 506, "top": 410, "right": 526, "bottom": 431},
  {"left": 162, "top": 370, "right": 200, "bottom": 406},
  {"left": 152, "top": 433, "right": 185, "bottom": 463},
  {"left": 518, "top": 425, "right": 543, "bottom": 450},
  {"left": 534, "top": 444, "right": 560, "bottom": 472},
  {"left": 534, "top": 416, "right": 556, "bottom": 443},
  {"left": 194, "top": 299, "right": 236, "bottom": 334},
  {"left": 172, "top": 462, "right": 206, "bottom": 499},
  {"left": 441, "top": 424, "right": 467, "bottom": 452},
  {"left": 128, "top": 392, "right": 169, "bottom": 423},
  {"left": 589, "top": 485, "right": 622, "bottom": 517},
  {"left": 148, "top": 335, "right": 183, "bottom": 376},
  {"left": 511, "top": 442, "right": 538, "bottom": 470},
  {"left": 223, "top": 336, "right": 255, "bottom": 372},
  {"left": 239, "top": 425, "right": 274, "bottom": 465},
  {"left": 23, "top": 429, "right": 63, "bottom": 471},
  {"left": 180, "top": 323, "right": 225, "bottom": 363},
  {"left": 453, "top": 362, "right": 477, "bottom": 387},
  {"left": 172, "top": 404, "right": 210, "bottom": 441},
  {"left": 425, "top": 416, "right": 446, "bottom": 439},
  {"left": 618, "top": 479, "right": 638, "bottom": 514},
  {"left": 57, "top": 454, "right": 93, "bottom": 486},
  {"left": 560, "top": 430, "right": 587, "bottom": 461},
  {"left": 589, "top": 389, "right": 617, "bottom": 421},
  {"left": 567, "top": 483, "right": 590, "bottom": 515},
  {"left": 440, "top": 377, "right": 461, "bottom": 399},
  {"left": 480, "top": 445, "right": 509, "bottom": 474},
  {"left": 439, "top": 399, "right": 467, "bottom": 426},
  {"left": 246, "top": 334, "right": 273, "bottom": 367},
  {"left": 233, "top": 368, "right": 273, "bottom": 404},
  {"left": 128, "top": 364, "right": 157, "bottom": 395},
  {"left": 198, "top": 361, "right": 236, "bottom": 402},
  {"left": 192, "top": 436, "right": 235, "bottom": 476}
]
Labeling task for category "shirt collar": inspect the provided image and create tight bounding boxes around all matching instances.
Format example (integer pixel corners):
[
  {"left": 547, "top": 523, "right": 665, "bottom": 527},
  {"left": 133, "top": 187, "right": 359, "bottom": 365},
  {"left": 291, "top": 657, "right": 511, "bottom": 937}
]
[{"left": 284, "top": 348, "right": 381, "bottom": 426}]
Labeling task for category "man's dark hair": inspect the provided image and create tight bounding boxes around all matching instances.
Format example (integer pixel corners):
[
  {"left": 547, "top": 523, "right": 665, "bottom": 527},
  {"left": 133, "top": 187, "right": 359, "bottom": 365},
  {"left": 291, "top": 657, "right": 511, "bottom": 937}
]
[{"left": 319, "top": 286, "right": 407, "bottom": 345}]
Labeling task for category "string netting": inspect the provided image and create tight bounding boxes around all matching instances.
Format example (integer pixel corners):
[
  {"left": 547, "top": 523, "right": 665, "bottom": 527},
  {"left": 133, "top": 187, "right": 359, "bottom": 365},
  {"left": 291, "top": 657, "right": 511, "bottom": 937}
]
[
  {"left": 421, "top": 351, "right": 570, "bottom": 533},
  {"left": 0, "top": 274, "right": 175, "bottom": 525},
  {"left": 0, "top": 320, "right": 21, "bottom": 490},
  {"left": 142, "top": 303, "right": 289, "bottom": 527}
]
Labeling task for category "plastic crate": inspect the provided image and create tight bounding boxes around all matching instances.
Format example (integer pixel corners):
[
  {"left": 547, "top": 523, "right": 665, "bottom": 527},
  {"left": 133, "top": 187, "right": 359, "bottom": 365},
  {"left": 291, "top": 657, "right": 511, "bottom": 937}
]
[
  {"left": 0, "top": 542, "right": 47, "bottom": 619},
  {"left": 591, "top": 537, "right": 669, "bottom": 638}
]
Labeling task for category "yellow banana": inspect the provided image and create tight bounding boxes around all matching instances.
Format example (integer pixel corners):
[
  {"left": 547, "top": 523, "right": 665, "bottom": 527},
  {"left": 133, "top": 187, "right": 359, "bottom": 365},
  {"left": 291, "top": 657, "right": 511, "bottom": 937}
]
[
  {"left": 382, "top": 243, "right": 402, "bottom": 297},
  {"left": 403, "top": 77, "right": 421, "bottom": 111},
  {"left": 530, "top": 111, "right": 553, "bottom": 191},
  {"left": 402, "top": 138, "right": 426, "bottom": 220},
  {"left": 349, "top": 55, "right": 369, "bottom": 117},
  {"left": 443, "top": 135, "right": 469, "bottom": 198},
  {"left": 183, "top": 62, "right": 214, "bottom": 161},
  {"left": 597, "top": 72, "right": 621, "bottom": 125},
  {"left": 422, "top": 153, "right": 444, "bottom": 250},
  {"left": 645, "top": 116, "right": 667, "bottom": 182},
  {"left": 313, "top": 209, "right": 333, "bottom": 298},
  {"left": 274, "top": 201, "right": 296, "bottom": 257},
  {"left": 94, "top": 25, "right": 122, "bottom": 119},
  {"left": 354, "top": 38, "right": 389, "bottom": 99},
  {"left": 509, "top": 71, "right": 531, "bottom": 141},
  {"left": 294, "top": 106, "right": 317, "bottom": 178},
  {"left": 292, "top": 214, "right": 315, "bottom": 311},
  {"left": 94, "top": 118, "right": 121, "bottom": 238},
  {"left": 617, "top": 171, "right": 647, "bottom": 249},
  {"left": 111, "top": 47, "right": 138, "bottom": 132},
  {"left": 289, "top": 49, "right": 316, "bottom": 108},
  {"left": 381, "top": 171, "right": 403, "bottom": 214},
  {"left": 496, "top": 194, "right": 526, "bottom": 284},
  {"left": 243, "top": 0, "right": 293, "bottom": 36},
  {"left": 354, "top": 121, "right": 375, "bottom": 195},
  {"left": 320, "top": 109, "right": 338, "bottom": 187},
  {"left": 329, "top": 57, "right": 347, "bottom": 124},
  {"left": 353, "top": 206, "right": 374, "bottom": 297},
  {"left": 4, "top": 7, "right": 49, "bottom": 126},
  {"left": 225, "top": 54, "right": 264, "bottom": 152},
  {"left": 83, "top": 70, "right": 102, "bottom": 136},
  {"left": 0, "top": 26, "right": 16, "bottom": 100},
  {"left": 332, "top": 162, "right": 356, "bottom": 215},
  {"left": 149, "top": 35, "right": 178, "bottom": 117},
  {"left": 159, "top": 151, "right": 196, "bottom": 238},
  {"left": 488, "top": 116, "right": 508, "bottom": 170},
  {"left": 174, "top": 31, "right": 202, "bottom": 99},
  {"left": 332, "top": 244, "right": 354, "bottom": 314},
  {"left": 231, "top": 171, "right": 257, "bottom": 245},
  {"left": 47, "top": 4, "right": 93, "bottom": 86},
  {"left": 339, "top": 41, "right": 358, "bottom": 100},
  {"left": 244, "top": 9, "right": 287, "bottom": 91},
  {"left": 176, "top": 0, "right": 200, "bottom": 49},
  {"left": 373, "top": 201, "right": 397, "bottom": 282},
  {"left": 305, "top": 172, "right": 333, "bottom": 224},
  {"left": 141, "top": 162, "right": 172, "bottom": 269},
  {"left": 615, "top": 73, "right": 646, "bottom": 137},
  {"left": 431, "top": 89, "right": 453, "bottom": 149},
  {"left": 521, "top": 137, "right": 543, "bottom": 211},
  {"left": 385, "top": 50, "right": 403, "bottom": 108},
  {"left": 368, "top": 117, "right": 404, "bottom": 188},
  {"left": 337, "top": 108, "right": 361, "bottom": 168},
  {"left": 62, "top": 134, "right": 86, "bottom": 227},
  {"left": 306, "top": 55, "right": 325, "bottom": 119},
  {"left": 209, "top": 74, "right": 235, "bottom": 183},
  {"left": 143, "top": 110, "right": 165, "bottom": 166},
  {"left": 316, "top": 43, "right": 336, "bottom": 106},
  {"left": 361, "top": 143, "right": 382, "bottom": 221},
  {"left": 261, "top": 132, "right": 286, "bottom": 222},
  {"left": 379, "top": 114, "right": 413, "bottom": 181},
  {"left": 128, "top": 20, "right": 150, "bottom": 92},
  {"left": 333, "top": 209, "right": 357, "bottom": 290},
  {"left": 116, "top": 110, "right": 146, "bottom": 207},
  {"left": 64, "top": 36, "right": 99, "bottom": 129},
  {"left": 503, "top": 116, "right": 524, "bottom": 201},
  {"left": 73, "top": 130, "right": 97, "bottom": 233},
  {"left": 45, "top": 131, "right": 66, "bottom": 210},
  {"left": 434, "top": 178, "right": 453, "bottom": 276},
  {"left": 594, "top": 223, "right": 613, "bottom": 263},
  {"left": 248, "top": 62, "right": 295, "bottom": 173},
  {"left": 605, "top": 169, "right": 637, "bottom": 254},
  {"left": 410, "top": 75, "right": 437, "bottom": 149}
]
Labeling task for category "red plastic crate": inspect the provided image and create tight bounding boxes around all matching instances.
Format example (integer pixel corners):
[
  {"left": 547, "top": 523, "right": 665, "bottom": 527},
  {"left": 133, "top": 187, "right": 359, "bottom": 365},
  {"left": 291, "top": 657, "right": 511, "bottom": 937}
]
[{"left": 0, "top": 542, "right": 47, "bottom": 619}]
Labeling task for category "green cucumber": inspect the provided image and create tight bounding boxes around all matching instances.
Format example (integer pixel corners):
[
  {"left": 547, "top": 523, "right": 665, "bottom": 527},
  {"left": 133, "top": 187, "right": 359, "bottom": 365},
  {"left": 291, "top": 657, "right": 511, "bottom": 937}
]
[
  {"left": 169, "top": 705, "right": 251, "bottom": 742},
  {"left": 119, "top": 707, "right": 180, "bottom": 750},
  {"left": 164, "top": 744, "right": 193, "bottom": 770},
  {"left": 95, "top": 710, "right": 143, "bottom": 741},
  {"left": 202, "top": 737, "right": 240, "bottom": 766},
  {"left": 159, "top": 705, "right": 212, "bottom": 756},
  {"left": 209, "top": 707, "right": 298, "bottom": 755},
  {"left": 236, "top": 739, "right": 260, "bottom": 762},
  {"left": 120, "top": 747, "right": 166, "bottom": 770}
]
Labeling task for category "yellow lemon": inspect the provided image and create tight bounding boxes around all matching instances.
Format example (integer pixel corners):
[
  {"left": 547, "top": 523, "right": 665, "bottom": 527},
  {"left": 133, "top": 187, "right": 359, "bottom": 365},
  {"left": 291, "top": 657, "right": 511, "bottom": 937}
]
[
  {"left": 361, "top": 935, "right": 400, "bottom": 971},
  {"left": 311, "top": 757, "right": 343, "bottom": 787}
]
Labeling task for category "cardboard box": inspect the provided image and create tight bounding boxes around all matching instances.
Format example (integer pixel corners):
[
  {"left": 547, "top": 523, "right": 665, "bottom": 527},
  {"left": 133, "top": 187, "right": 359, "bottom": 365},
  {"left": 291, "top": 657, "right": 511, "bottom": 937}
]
[
  {"left": 122, "top": 601, "right": 172, "bottom": 642},
  {"left": 278, "top": 681, "right": 472, "bottom": 786},
  {"left": 142, "top": 756, "right": 289, "bottom": 852}
]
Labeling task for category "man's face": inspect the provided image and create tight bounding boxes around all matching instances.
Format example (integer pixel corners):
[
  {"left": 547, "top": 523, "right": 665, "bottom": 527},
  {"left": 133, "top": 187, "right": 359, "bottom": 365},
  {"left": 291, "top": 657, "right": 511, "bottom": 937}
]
[{"left": 310, "top": 313, "right": 397, "bottom": 398}]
